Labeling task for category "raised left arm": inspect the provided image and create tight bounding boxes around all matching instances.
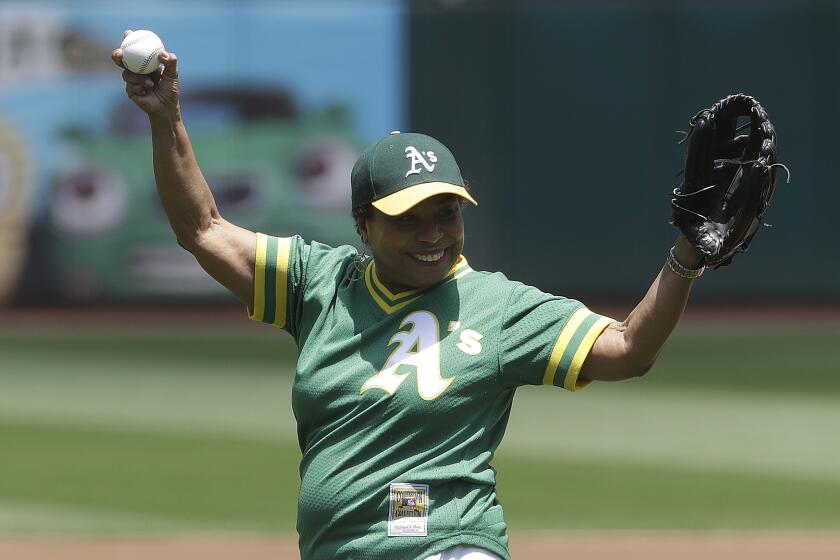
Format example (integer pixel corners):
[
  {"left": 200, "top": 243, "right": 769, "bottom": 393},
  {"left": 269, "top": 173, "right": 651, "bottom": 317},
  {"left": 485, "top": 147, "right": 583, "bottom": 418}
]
[{"left": 580, "top": 234, "right": 703, "bottom": 382}]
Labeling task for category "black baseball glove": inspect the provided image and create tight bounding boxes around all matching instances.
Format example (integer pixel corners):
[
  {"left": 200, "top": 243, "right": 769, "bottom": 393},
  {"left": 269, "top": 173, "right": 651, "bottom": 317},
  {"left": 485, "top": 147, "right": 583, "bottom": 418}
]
[{"left": 670, "top": 93, "right": 789, "bottom": 268}]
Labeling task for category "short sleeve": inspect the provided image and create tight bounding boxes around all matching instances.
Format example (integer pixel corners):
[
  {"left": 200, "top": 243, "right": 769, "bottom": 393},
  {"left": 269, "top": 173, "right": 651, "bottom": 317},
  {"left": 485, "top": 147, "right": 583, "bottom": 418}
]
[
  {"left": 249, "top": 233, "right": 297, "bottom": 330},
  {"left": 499, "top": 283, "right": 615, "bottom": 391},
  {"left": 248, "top": 234, "right": 356, "bottom": 341}
]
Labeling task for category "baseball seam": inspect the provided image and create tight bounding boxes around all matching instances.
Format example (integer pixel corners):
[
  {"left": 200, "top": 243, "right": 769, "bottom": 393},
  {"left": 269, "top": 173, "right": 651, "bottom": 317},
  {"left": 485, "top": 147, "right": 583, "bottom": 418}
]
[
  {"left": 120, "top": 31, "right": 151, "bottom": 50},
  {"left": 140, "top": 47, "right": 163, "bottom": 73}
]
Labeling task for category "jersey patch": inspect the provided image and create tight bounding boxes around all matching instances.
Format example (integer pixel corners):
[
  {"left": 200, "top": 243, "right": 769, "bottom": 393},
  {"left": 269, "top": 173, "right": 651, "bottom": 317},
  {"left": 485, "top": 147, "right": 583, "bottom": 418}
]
[{"left": 388, "top": 482, "right": 429, "bottom": 537}]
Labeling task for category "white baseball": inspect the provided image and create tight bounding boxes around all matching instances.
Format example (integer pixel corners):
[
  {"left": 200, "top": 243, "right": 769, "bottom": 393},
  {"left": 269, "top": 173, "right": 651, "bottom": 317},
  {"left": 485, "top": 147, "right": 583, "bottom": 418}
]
[{"left": 120, "top": 30, "right": 165, "bottom": 74}]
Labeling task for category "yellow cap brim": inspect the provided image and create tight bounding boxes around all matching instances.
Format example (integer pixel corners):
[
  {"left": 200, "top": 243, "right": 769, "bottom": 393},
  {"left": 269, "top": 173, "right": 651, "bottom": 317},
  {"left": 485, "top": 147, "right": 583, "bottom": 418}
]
[{"left": 371, "top": 183, "right": 478, "bottom": 216}]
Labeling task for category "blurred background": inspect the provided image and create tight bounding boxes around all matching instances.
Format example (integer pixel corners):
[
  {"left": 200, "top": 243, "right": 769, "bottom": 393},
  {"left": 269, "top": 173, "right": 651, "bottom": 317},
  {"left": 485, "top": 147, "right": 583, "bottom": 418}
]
[{"left": 1, "top": 0, "right": 839, "bottom": 558}]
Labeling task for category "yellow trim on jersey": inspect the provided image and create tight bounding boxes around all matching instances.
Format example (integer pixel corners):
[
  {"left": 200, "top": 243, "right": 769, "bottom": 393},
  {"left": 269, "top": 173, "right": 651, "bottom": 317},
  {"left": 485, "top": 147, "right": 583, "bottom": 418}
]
[
  {"left": 364, "top": 255, "right": 471, "bottom": 314},
  {"left": 248, "top": 234, "right": 292, "bottom": 328},
  {"left": 250, "top": 233, "right": 268, "bottom": 322},
  {"left": 273, "top": 236, "right": 292, "bottom": 328},
  {"left": 448, "top": 255, "right": 469, "bottom": 276},
  {"left": 365, "top": 263, "right": 420, "bottom": 314},
  {"left": 563, "top": 316, "right": 615, "bottom": 391},
  {"left": 450, "top": 266, "right": 473, "bottom": 282},
  {"left": 371, "top": 262, "right": 421, "bottom": 300},
  {"left": 542, "top": 308, "right": 590, "bottom": 386},
  {"left": 371, "top": 256, "right": 468, "bottom": 301}
]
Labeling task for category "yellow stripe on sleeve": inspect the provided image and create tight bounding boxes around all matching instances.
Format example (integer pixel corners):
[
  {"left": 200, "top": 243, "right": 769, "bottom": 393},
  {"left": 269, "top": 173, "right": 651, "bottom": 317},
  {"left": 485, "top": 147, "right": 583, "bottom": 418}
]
[
  {"left": 249, "top": 233, "right": 268, "bottom": 322},
  {"left": 273, "top": 236, "right": 292, "bottom": 328},
  {"left": 542, "top": 307, "right": 590, "bottom": 386},
  {"left": 563, "top": 316, "right": 615, "bottom": 391}
]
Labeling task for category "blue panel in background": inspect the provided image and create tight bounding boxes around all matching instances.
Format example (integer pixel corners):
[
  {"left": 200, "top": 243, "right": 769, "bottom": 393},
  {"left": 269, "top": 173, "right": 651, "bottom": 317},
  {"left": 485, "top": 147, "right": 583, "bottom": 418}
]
[{"left": 0, "top": 0, "right": 406, "bottom": 304}]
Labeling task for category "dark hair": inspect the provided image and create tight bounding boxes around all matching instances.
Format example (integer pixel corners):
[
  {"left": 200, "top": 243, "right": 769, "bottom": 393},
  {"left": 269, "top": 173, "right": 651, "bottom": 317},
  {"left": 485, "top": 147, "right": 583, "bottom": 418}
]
[{"left": 351, "top": 203, "right": 372, "bottom": 240}]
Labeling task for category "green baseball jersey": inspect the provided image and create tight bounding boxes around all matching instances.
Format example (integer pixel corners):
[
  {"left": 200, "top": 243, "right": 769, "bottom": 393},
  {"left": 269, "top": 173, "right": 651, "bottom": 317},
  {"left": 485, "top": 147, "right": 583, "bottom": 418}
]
[{"left": 250, "top": 234, "right": 614, "bottom": 560}]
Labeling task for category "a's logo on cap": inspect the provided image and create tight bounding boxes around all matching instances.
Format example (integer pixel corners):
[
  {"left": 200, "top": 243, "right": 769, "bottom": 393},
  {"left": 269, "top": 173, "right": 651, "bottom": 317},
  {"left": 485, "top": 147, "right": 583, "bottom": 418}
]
[{"left": 404, "top": 146, "right": 437, "bottom": 177}]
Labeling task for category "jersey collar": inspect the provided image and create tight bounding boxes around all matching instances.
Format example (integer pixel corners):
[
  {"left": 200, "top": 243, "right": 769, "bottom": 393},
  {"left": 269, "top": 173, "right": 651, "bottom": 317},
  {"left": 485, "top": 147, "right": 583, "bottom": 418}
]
[{"left": 364, "top": 255, "right": 472, "bottom": 314}]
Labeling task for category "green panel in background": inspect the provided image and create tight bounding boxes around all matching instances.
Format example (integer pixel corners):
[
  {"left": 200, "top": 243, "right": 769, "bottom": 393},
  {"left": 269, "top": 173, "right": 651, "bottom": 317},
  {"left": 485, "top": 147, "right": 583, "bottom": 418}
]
[
  {"left": 410, "top": 0, "right": 839, "bottom": 302},
  {"left": 409, "top": 3, "right": 516, "bottom": 276}
]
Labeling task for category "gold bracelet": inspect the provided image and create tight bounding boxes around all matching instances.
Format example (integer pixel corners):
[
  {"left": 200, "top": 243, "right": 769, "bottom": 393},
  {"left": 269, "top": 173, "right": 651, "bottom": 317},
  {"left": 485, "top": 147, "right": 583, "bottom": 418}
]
[{"left": 667, "top": 247, "right": 705, "bottom": 280}]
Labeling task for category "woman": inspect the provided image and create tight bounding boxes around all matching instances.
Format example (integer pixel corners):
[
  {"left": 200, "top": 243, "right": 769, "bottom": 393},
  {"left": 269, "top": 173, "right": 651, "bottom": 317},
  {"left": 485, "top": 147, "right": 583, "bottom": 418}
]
[{"left": 114, "top": 34, "right": 703, "bottom": 560}]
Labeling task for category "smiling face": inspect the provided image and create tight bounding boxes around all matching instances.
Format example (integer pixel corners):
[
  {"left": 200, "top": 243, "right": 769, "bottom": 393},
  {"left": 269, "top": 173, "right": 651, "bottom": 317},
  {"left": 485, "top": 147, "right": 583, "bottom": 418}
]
[{"left": 359, "top": 194, "right": 465, "bottom": 293}]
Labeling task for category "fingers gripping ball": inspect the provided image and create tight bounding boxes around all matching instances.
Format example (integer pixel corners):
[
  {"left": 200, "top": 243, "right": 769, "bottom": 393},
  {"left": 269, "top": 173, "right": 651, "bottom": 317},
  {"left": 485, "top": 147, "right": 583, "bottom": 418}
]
[{"left": 120, "top": 30, "right": 165, "bottom": 74}]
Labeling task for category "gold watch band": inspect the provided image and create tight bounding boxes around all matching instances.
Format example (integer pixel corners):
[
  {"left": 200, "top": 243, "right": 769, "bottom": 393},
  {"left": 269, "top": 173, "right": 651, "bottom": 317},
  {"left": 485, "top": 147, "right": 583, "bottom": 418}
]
[{"left": 667, "top": 247, "right": 705, "bottom": 280}]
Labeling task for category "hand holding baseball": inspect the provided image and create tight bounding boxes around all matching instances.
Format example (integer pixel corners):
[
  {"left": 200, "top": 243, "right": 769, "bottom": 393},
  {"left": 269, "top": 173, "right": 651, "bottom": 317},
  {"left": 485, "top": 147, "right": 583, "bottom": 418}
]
[{"left": 112, "top": 29, "right": 180, "bottom": 117}]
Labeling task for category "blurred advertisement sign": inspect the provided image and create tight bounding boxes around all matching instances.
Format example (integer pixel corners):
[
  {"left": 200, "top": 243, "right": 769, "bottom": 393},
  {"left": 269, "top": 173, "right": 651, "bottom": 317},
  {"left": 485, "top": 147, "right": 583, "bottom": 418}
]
[
  {"left": 0, "top": 7, "right": 113, "bottom": 82},
  {"left": 0, "top": 0, "right": 404, "bottom": 304}
]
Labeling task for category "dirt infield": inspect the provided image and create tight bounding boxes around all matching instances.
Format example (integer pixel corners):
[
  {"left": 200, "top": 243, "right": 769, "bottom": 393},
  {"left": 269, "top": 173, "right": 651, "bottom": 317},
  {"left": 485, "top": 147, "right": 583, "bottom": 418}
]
[{"left": 3, "top": 533, "right": 840, "bottom": 560}]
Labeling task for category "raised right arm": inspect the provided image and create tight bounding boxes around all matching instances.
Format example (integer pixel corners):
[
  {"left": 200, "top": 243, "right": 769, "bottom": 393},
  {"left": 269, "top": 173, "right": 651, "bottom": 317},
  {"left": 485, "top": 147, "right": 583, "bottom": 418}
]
[{"left": 113, "top": 32, "right": 256, "bottom": 308}]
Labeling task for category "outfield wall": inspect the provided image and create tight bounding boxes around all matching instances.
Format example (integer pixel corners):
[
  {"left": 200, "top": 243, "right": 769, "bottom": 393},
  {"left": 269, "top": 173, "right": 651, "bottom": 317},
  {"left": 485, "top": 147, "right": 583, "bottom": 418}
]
[
  {"left": 0, "top": 1, "right": 836, "bottom": 305},
  {"left": 410, "top": 0, "right": 838, "bottom": 302}
]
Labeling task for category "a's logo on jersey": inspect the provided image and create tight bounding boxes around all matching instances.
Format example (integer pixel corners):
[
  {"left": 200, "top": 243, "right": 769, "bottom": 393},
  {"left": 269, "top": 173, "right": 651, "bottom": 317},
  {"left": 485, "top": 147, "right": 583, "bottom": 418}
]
[
  {"left": 404, "top": 146, "right": 437, "bottom": 177},
  {"left": 360, "top": 310, "right": 454, "bottom": 400},
  {"left": 450, "top": 321, "right": 484, "bottom": 355},
  {"left": 457, "top": 329, "right": 483, "bottom": 356}
]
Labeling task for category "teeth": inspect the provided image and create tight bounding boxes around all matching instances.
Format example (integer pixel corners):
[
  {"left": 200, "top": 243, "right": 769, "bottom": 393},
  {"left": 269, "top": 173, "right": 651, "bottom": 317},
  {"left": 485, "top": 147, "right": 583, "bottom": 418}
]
[{"left": 413, "top": 250, "right": 445, "bottom": 262}]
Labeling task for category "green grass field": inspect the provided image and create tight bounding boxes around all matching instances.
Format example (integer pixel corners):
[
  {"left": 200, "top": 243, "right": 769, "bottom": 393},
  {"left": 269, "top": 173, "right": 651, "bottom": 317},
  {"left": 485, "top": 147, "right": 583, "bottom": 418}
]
[{"left": 1, "top": 314, "right": 839, "bottom": 535}]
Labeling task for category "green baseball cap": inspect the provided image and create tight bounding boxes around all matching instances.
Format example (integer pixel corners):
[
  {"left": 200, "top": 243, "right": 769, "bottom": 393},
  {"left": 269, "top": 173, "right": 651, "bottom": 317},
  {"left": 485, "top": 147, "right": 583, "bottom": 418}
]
[{"left": 351, "top": 131, "right": 478, "bottom": 216}]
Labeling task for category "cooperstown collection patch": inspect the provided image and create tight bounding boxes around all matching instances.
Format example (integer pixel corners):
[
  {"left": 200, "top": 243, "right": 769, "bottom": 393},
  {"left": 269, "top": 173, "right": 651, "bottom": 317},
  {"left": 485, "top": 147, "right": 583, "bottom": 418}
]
[{"left": 388, "top": 482, "right": 429, "bottom": 537}]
